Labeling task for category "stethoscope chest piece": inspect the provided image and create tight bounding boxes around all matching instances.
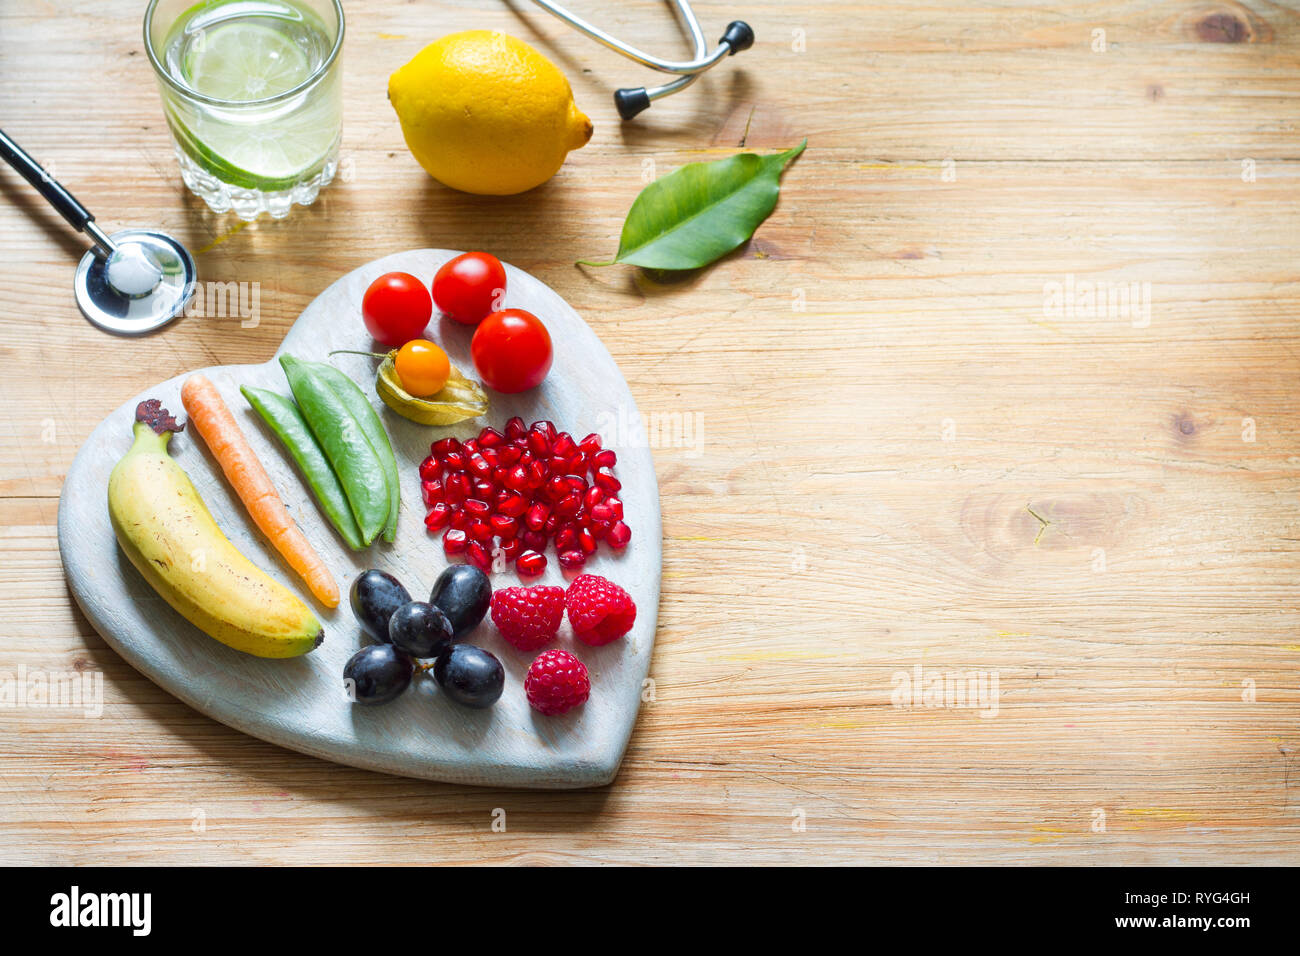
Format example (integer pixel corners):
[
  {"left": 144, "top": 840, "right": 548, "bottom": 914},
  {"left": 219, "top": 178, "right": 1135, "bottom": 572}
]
[
  {"left": 74, "top": 228, "right": 196, "bottom": 335},
  {"left": 1, "top": 128, "right": 198, "bottom": 336}
]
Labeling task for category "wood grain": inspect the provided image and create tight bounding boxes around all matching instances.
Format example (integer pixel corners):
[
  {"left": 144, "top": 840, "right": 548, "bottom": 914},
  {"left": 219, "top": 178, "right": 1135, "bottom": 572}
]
[{"left": 1, "top": 0, "right": 1299, "bottom": 864}]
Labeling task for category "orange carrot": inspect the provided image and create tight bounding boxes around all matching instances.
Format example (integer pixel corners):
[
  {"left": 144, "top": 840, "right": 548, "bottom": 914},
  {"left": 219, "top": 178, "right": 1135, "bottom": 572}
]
[{"left": 181, "top": 374, "right": 339, "bottom": 608}]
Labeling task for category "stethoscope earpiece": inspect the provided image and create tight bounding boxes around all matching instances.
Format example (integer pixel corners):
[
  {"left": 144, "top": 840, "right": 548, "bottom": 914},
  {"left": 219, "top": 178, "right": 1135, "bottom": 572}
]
[
  {"left": 530, "top": 1, "right": 753, "bottom": 118},
  {"left": 720, "top": 21, "right": 755, "bottom": 55}
]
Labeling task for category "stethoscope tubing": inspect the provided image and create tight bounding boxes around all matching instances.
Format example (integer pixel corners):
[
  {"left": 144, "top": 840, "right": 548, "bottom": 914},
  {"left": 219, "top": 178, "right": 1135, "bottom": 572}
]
[{"left": 530, "top": 0, "right": 730, "bottom": 75}]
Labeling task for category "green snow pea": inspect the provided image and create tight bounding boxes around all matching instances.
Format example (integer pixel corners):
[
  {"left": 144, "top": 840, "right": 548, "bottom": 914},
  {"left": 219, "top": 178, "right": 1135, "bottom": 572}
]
[
  {"left": 310, "top": 363, "right": 400, "bottom": 544},
  {"left": 240, "top": 384, "right": 365, "bottom": 551},
  {"left": 279, "top": 355, "right": 389, "bottom": 546}
]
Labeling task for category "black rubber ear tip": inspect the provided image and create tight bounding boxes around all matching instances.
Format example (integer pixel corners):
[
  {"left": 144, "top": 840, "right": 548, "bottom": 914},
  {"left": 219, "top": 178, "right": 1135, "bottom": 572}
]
[
  {"left": 615, "top": 87, "right": 652, "bottom": 120},
  {"left": 721, "top": 21, "right": 754, "bottom": 54}
]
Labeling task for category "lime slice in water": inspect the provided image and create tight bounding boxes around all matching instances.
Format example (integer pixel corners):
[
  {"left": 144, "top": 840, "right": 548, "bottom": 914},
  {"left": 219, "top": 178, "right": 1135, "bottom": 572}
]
[
  {"left": 184, "top": 21, "right": 312, "bottom": 102},
  {"left": 173, "top": 19, "right": 338, "bottom": 191}
]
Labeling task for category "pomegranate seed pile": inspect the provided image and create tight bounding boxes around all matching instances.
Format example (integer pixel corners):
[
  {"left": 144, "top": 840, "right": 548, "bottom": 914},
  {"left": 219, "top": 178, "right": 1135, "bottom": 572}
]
[{"left": 420, "top": 417, "right": 630, "bottom": 577}]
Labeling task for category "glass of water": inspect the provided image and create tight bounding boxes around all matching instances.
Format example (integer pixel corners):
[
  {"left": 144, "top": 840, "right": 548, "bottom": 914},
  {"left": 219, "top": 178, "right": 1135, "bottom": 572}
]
[{"left": 144, "top": 0, "right": 344, "bottom": 220}]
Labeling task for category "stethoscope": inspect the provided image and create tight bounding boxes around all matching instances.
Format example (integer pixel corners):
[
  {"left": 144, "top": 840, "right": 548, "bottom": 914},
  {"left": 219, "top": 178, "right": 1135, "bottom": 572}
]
[
  {"left": 528, "top": 0, "right": 753, "bottom": 119},
  {"left": 0, "top": 128, "right": 195, "bottom": 335}
]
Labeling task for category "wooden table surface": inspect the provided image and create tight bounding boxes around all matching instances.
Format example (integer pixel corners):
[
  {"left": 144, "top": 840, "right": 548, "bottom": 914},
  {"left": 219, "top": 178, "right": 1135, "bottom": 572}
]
[{"left": 2, "top": 0, "right": 1298, "bottom": 865}]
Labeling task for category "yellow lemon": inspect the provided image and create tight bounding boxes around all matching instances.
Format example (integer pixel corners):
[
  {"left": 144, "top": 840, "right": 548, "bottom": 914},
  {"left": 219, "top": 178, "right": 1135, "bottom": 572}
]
[{"left": 388, "top": 30, "right": 593, "bottom": 195}]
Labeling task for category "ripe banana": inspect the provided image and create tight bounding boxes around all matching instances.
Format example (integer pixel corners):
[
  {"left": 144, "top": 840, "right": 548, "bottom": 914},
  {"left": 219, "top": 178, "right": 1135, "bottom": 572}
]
[{"left": 107, "top": 399, "right": 323, "bottom": 659}]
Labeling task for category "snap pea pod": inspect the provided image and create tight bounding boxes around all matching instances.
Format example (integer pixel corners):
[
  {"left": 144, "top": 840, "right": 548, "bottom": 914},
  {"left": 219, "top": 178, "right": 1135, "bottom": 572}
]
[
  {"left": 280, "top": 355, "right": 389, "bottom": 546},
  {"left": 240, "top": 384, "right": 365, "bottom": 551},
  {"left": 310, "top": 363, "right": 400, "bottom": 544}
]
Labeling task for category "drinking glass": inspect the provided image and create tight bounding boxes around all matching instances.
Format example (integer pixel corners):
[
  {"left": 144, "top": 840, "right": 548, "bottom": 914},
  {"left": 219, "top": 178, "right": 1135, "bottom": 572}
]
[{"left": 144, "top": 0, "right": 344, "bottom": 220}]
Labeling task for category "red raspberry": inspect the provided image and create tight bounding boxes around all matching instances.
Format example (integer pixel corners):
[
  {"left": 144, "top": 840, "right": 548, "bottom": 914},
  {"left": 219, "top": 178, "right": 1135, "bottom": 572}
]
[
  {"left": 490, "top": 585, "right": 565, "bottom": 651},
  {"left": 565, "top": 574, "right": 636, "bottom": 646},
  {"left": 525, "top": 649, "right": 590, "bottom": 716}
]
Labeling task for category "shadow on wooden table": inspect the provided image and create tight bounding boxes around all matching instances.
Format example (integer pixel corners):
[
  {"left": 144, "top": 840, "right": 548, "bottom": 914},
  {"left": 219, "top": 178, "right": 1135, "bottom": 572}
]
[{"left": 0, "top": 173, "right": 95, "bottom": 262}]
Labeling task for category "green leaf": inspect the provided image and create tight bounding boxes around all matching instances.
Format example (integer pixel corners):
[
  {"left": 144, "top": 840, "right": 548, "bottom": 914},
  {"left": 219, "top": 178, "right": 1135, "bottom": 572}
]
[{"left": 579, "top": 140, "right": 806, "bottom": 271}]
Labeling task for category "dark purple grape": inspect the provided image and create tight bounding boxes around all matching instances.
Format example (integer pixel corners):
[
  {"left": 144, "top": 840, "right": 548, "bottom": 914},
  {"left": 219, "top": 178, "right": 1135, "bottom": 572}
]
[
  {"left": 388, "top": 601, "right": 454, "bottom": 659},
  {"left": 429, "top": 564, "right": 491, "bottom": 638},
  {"left": 343, "top": 644, "right": 412, "bottom": 705},
  {"left": 432, "top": 644, "right": 504, "bottom": 709},
  {"left": 350, "top": 570, "right": 410, "bottom": 641}
]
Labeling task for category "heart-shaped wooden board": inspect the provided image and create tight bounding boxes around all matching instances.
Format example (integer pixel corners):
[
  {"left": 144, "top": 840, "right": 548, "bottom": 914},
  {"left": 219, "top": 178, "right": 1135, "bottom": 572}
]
[{"left": 58, "top": 250, "right": 661, "bottom": 789}]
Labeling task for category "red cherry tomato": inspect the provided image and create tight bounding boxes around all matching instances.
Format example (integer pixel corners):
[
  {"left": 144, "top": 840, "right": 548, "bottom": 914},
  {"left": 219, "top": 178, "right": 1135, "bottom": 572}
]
[
  {"left": 432, "top": 252, "right": 507, "bottom": 326},
  {"left": 362, "top": 272, "right": 432, "bottom": 347},
  {"left": 471, "top": 309, "right": 553, "bottom": 394}
]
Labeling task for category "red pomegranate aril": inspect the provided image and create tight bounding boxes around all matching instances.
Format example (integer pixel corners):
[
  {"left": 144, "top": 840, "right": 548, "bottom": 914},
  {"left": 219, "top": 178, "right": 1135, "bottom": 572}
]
[
  {"left": 578, "top": 527, "right": 598, "bottom": 554},
  {"left": 589, "top": 502, "right": 614, "bottom": 524},
  {"left": 558, "top": 549, "right": 587, "bottom": 570},
  {"left": 478, "top": 427, "right": 505, "bottom": 448},
  {"left": 492, "top": 465, "right": 509, "bottom": 485},
  {"left": 526, "top": 431, "right": 550, "bottom": 457},
  {"left": 468, "top": 542, "right": 492, "bottom": 572},
  {"left": 543, "top": 514, "right": 560, "bottom": 535},
  {"left": 503, "top": 464, "right": 529, "bottom": 490},
  {"left": 584, "top": 486, "right": 605, "bottom": 510},
  {"left": 467, "top": 454, "right": 492, "bottom": 479},
  {"left": 547, "top": 455, "right": 569, "bottom": 476},
  {"left": 578, "top": 433, "right": 602, "bottom": 455},
  {"left": 462, "top": 439, "right": 479, "bottom": 456},
  {"left": 497, "top": 445, "right": 522, "bottom": 466},
  {"left": 516, "top": 550, "right": 547, "bottom": 576},
  {"left": 589, "top": 520, "right": 611, "bottom": 541},
  {"left": 466, "top": 519, "right": 492, "bottom": 542},
  {"left": 564, "top": 474, "right": 587, "bottom": 493},
  {"left": 490, "top": 514, "right": 519, "bottom": 538},
  {"left": 593, "top": 449, "right": 617, "bottom": 469},
  {"left": 534, "top": 420, "right": 557, "bottom": 441},
  {"left": 481, "top": 447, "right": 500, "bottom": 467},
  {"left": 545, "top": 475, "right": 568, "bottom": 501},
  {"left": 443, "top": 528, "right": 468, "bottom": 555},
  {"left": 473, "top": 478, "right": 496, "bottom": 498},
  {"left": 420, "top": 479, "right": 444, "bottom": 506},
  {"left": 525, "top": 502, "right": 550, "bottom": 531},
  {"left": 463, "top": 498, "right": 490, "bottom": 518},
  {"left": 497, "top": 491, "right": 528, "bottom": 518},
  {"left": 418, "top": 456, "right": 442, "bottom": 481},
  {"left": 527, "top": 460, "right": 548, "bottom": 488},
  {"left": 505, "top": 416, "right": 527, "bottom": 440},
  {"left": 566, "top": 455, "right": 587, "bottom": 475},
  {"left": 552, "top": 433, "right": 578, "bottom": 458},
  {"left": 501, "top": 537, "right": 523, "bottom": 561},
  {"left": 605, "top": 495, "right": 624, "bottom": 519},
  {"left": 594, "top": 469, "right": 621, "bottom": 492},
  {"left": 444, "top": 471, "right": 470, "bottom": 499},
  {"left": 424, "top": 502, "right": 452, "bottom": 531},
  {"left": 555, "top": 525, "right": 578, "bottom": 551},
  {"left": 554, "top": 492, "right": 582, "bottom": 517},
  {"left": 522, "top": 529, "right": 548, "bottom": 551},
  {"left": 449, "top": 508, "right": 470, "bottom": 530},
  {"left": 441, "top": 451, "right": 466, "bottom": 472},
  {"left": 432, "top": 437, "right": 461, "bottom": 458},
  {"left": 607, "top": 520, "right": 632, "bottom": 548}
]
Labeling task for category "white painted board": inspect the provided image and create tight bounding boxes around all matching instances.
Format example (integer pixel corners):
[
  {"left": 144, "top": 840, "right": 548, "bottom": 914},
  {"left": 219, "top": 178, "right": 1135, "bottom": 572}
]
[{"left": 58, "top": 250, "right": 661, "bottom": 789}]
